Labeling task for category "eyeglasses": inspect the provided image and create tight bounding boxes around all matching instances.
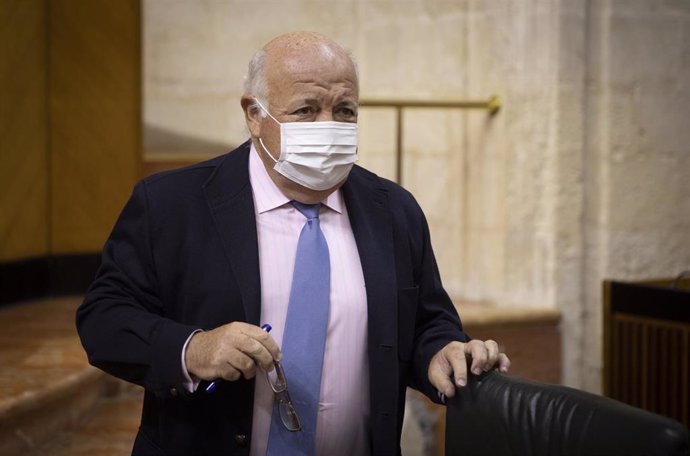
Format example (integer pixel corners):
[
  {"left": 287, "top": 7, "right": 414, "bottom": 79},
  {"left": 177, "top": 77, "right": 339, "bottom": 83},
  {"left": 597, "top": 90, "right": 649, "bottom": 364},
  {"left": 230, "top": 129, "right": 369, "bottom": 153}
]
[{"left": 266, "top": 361, "right": 301, "bottom": 432}]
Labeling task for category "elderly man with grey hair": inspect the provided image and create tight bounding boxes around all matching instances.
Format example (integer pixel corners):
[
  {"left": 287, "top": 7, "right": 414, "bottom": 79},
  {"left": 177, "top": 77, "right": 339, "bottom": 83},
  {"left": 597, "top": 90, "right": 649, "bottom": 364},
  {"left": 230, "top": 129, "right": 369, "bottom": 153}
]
[{"left": 77, "top": 31, "right": 509, "bottom": 456}]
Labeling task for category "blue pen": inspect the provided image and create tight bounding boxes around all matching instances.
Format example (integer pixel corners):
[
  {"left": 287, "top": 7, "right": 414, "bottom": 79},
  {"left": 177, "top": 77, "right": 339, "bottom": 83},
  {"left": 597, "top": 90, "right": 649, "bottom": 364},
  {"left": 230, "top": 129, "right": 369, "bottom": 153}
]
[{"left": 204, "top": 323, "right": 273, "bottom": 394}]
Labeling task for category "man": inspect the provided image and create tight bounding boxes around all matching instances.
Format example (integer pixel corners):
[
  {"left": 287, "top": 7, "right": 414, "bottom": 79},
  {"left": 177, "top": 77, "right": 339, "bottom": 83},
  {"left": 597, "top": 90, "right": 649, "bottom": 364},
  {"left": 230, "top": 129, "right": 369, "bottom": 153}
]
[{"left": 77, "top": 31, "right": 509, "bottom": 456}]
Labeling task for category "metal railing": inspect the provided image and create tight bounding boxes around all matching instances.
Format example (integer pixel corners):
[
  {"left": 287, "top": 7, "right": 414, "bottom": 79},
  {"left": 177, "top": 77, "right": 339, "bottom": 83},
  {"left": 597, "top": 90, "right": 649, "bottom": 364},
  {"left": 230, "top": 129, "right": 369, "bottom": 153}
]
[{"left": 358, "top": 96, "right": 501, "bottom": 183}]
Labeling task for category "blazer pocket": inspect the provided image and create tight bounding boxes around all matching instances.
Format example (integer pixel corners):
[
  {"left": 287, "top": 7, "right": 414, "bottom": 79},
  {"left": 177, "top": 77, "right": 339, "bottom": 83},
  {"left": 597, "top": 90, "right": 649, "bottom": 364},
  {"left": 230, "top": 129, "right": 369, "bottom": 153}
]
[{"left": 397, "top": 285, "right": 419, "bottom": 361}]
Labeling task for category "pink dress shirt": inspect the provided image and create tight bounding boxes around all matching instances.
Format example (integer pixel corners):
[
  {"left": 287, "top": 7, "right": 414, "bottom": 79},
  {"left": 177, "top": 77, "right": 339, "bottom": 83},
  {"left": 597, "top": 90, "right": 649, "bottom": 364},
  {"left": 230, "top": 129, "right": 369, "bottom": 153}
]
[{"left": 248, "top": 145, "right": 370, "bottom": 456}]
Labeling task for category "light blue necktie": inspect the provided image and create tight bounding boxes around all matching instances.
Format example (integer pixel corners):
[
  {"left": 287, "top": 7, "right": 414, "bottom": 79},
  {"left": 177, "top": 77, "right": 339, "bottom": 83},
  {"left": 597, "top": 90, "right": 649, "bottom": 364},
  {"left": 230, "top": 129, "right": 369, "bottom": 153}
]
[{"left": 267, "top": 202, "right": 330, "bottom": 455}]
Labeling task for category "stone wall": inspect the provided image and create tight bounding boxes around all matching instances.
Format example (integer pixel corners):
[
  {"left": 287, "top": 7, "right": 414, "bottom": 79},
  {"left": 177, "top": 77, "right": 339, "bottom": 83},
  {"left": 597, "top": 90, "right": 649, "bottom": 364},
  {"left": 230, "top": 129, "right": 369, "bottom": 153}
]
[
  {"left": 143, "top": 0, "right": 690, "bottom": 390},
  {"left": 581, "top": 0, "right": 690, "bottom": 391}
]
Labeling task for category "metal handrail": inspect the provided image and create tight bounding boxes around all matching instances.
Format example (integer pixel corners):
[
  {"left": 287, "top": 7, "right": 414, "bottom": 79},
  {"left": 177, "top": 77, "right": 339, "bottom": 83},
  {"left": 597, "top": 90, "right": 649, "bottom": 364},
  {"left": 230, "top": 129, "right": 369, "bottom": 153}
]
[
  {"left": 359, "top": 96, "right": 501, "bottom": 112},
  {"left": 358, "top": 96, "right": 501, "bottom": 183}
]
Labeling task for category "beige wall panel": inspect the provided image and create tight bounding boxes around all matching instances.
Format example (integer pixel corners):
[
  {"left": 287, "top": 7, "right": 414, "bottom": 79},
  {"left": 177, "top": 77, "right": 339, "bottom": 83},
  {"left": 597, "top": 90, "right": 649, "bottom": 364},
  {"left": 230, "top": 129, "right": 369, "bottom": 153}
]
[
  {"left": 401, "top": 109, "right": 467, "bottom": 297},
  {"left": 0, "top": 0, "right": 49, "bottom": 261},
  {"left": 50, "top": 0, "right": 141, "bottom": 253}
]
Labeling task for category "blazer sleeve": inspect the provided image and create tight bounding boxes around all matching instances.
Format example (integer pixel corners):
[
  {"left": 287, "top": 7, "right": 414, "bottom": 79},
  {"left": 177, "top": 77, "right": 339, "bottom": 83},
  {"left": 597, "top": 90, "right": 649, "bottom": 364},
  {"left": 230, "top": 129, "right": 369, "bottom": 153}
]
[
  {"left": 407, "top": 198, "right": 471, "bottom": 402},
  {"left": 76, "top": 180, "right": 201, "bottom": 398}
]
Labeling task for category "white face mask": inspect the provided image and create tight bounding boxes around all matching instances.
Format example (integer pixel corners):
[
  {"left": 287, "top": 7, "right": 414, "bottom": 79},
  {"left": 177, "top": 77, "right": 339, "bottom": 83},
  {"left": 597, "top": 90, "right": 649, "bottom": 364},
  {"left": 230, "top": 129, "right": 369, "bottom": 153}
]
[{"left": 254, "top": 99, "right": 358, "bottom": 191}]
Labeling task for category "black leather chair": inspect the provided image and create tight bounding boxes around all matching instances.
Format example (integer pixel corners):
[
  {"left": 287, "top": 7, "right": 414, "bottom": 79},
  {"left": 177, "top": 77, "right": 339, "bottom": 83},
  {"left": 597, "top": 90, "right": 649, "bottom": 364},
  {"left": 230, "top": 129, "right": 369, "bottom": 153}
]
[{"left": 446, "top": 371, "right": 690, "bottom": 456}]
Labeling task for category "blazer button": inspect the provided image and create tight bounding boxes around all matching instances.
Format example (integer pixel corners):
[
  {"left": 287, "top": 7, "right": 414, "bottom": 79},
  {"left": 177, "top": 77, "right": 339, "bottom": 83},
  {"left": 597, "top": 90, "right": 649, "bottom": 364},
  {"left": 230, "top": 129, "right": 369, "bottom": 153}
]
[
  {"left": 170, "top": 387, "right": 178, "bottom": 397},
  {"left": 234, "top": 434, "right": 247, "bottom": 447}
]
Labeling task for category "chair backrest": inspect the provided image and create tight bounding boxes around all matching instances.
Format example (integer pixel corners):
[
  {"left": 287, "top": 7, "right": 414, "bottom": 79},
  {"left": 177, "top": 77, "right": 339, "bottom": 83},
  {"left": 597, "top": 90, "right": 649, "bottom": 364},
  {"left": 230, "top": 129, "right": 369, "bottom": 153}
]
[{"left": 445, "top": 371, "right": 690, "bottom": 456}]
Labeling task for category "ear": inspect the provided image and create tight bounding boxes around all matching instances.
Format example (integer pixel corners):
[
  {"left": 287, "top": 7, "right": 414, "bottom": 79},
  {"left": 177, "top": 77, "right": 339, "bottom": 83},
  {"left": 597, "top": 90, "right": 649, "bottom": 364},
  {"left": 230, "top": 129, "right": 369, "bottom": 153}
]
[{"left": 241, "top": 95, "right": 262, "bottom": 138}]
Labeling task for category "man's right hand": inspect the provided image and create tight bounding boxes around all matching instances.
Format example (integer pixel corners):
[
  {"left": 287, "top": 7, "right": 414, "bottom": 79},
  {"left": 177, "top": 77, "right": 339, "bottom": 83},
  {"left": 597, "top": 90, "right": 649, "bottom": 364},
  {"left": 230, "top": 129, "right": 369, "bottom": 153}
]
[{"left": 185, "top": 322, "right": 282, "bottom": 381}]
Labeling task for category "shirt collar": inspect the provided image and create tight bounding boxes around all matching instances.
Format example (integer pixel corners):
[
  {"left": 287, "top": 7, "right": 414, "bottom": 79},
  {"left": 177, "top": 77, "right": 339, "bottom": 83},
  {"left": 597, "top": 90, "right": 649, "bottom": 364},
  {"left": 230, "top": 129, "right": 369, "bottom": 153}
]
[{"left": 248, "top": 142, "right": 344, "bottom": 214}]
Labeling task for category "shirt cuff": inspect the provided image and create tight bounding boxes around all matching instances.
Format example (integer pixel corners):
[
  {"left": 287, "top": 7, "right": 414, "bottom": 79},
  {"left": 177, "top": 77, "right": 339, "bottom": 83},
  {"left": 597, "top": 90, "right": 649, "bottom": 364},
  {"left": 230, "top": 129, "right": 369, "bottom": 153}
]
[{"left": 181, "top": 329, "right": 203, "bottom": 393}]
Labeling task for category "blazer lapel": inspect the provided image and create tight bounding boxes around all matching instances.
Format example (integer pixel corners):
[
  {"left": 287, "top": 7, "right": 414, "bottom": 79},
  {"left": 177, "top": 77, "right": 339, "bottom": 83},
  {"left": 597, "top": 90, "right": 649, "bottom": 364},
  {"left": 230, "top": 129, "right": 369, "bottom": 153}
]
[
  {"left": 342, "top": 166, "right": 397, "bottom": 341},
  {"left": 203, "top": 142, "right": 262, "bottom": 325}
]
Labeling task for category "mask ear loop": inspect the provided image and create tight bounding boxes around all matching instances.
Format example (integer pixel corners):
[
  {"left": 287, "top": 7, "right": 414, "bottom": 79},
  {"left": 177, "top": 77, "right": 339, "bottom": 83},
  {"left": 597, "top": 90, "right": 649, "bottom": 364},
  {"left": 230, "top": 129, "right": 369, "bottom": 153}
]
[
  {"left": 254, "top": 98, "right": 280, "bottom": 163},
  {"left": 254, "top": 98, "right": 280, "bottom": 124},
  {"left": 258, "top": 137, "right": 279, "bottom": 163}
]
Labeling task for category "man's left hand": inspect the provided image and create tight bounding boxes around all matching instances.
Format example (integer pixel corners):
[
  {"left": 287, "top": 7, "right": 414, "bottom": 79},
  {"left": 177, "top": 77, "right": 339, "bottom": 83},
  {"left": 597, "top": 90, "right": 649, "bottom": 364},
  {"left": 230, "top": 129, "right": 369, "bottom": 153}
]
[{"left": 428, "top": 340, "right": 510, "bottom": 399}]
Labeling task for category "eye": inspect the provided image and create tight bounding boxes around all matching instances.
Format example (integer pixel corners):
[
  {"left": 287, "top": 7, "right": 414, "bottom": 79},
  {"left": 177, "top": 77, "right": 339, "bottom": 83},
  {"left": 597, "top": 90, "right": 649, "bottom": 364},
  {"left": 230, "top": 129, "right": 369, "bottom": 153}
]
[
  {"left": 337, "top": 106, "right": 357, "bottom": 118},
  {"left": 292, "top": 106, "right": 314, "bottom": 116}
]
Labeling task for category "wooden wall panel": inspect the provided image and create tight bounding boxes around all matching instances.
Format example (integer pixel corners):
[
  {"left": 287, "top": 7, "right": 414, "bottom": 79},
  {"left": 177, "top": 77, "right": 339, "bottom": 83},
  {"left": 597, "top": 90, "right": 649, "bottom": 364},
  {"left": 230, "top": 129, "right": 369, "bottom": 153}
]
[
  {"left": 604, "top": 280, "right": 690, "bottom": 428},
  {"left": 49, "top": 0, "right": 141, "bottom": 253},
  {"left": 0, "top": 0, "right": 49, "bottom": 261}
]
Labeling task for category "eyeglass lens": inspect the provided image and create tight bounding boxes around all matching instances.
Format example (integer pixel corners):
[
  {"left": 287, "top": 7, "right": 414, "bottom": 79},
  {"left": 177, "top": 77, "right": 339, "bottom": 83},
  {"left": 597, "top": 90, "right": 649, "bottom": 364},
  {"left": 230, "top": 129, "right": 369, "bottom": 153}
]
[
  {"left": 265, "top": 361, "right": 301, "bottom": 431},
  {"left": 266, "top": 361, "right": 287, "bottom": 392},
  {"left": 277, "top": 392, "right": 302, "bottom": 432}
]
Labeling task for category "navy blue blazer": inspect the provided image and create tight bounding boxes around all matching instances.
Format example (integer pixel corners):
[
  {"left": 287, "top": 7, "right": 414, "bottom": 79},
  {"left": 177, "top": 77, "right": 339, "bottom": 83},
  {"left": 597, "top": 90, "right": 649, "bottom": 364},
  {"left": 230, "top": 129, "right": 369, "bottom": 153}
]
[{"left": 77, "top": 141, "right": 468, "bottom": 455}]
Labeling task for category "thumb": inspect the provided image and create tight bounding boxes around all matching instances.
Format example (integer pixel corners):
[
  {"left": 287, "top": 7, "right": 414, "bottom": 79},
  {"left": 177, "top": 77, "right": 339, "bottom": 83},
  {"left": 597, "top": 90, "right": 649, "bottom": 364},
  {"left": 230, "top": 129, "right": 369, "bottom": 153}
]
[{"left": 428, "top": 352, "right": 456, "bottom": 398}]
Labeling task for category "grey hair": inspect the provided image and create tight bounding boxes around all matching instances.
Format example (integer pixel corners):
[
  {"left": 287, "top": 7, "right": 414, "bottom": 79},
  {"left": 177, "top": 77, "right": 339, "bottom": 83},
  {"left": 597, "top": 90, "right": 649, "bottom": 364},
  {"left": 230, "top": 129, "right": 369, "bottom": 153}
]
[
  {"left": 243, "top": 44, "right": 360, "bottom": 118},
  {"left": 244, "top": 49, "right": 269, "bottom": 118}
]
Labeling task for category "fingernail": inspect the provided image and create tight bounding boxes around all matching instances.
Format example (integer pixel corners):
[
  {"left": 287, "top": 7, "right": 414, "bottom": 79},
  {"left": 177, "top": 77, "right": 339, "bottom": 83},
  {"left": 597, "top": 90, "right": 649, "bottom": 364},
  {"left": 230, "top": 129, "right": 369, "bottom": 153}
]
[
  {"left": 456, "top": 378, "right": 466, "bottom": 387},
  {"left": 472, "top": 368, "right": 482, "bottom": 375}
]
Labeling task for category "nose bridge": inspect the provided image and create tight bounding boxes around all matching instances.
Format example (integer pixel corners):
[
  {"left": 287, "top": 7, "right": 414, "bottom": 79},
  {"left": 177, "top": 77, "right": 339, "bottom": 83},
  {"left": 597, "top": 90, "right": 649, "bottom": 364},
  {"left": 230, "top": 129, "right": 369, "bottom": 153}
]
[{"left": 316, "top": 109, "right": 334, "bottom": 122}]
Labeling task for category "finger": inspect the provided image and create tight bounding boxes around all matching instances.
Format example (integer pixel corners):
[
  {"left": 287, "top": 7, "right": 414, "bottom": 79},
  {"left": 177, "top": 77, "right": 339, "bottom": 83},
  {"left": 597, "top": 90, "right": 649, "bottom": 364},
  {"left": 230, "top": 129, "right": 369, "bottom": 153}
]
[
  {"left": 428, "top": 351, "right": 456, "bottom": 398},
  {"left": 466, "top": 340, "right": 489, "bottom": 375},
  {"left": 239, "top": 324, "right": 283, "bottom": 362},
  {"left": 497, "top": 353, "right": 511, "bottom": 373},
  {"left": 238, "top": 337, "right": 276, "bottom": 372},
  {"left": 445, "top": 343, "right": 469, "bottom": 388},
  {"left": 484, "top": 340, "right": 500, "bottom": 371},
  {"left": 219, "top": 364, "right": 242, "bottom": 381},
  {"left": 226, "top": 350, "right": 258, "bottom": 380}
]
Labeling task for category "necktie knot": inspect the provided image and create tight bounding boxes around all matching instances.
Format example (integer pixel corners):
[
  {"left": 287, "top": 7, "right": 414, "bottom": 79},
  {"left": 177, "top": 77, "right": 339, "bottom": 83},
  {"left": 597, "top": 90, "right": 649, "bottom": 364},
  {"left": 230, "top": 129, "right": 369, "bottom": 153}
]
[{"left": 292, "top": 201, "right": 320, "bottom": 221}]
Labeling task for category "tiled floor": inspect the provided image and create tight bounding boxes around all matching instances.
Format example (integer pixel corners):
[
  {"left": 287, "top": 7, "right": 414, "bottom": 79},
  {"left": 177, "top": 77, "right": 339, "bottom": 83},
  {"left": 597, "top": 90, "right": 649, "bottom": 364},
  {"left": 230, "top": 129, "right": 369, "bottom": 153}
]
[
  {"left": 29, "top": 387, "right": 143, "bottom": 456},
  {"left": 0, "top": 297, "right": 90, "bottom": 405},
  {"left": 0, "top": 297, "right": 129, "bottom": 456}
]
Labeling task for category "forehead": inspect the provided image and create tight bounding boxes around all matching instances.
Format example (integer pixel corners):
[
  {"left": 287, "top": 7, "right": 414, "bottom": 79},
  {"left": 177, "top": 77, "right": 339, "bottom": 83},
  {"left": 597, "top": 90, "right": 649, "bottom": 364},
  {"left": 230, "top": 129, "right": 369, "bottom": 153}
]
[{"left": 265, "top": 44, "right": 358, "bottom": 99}]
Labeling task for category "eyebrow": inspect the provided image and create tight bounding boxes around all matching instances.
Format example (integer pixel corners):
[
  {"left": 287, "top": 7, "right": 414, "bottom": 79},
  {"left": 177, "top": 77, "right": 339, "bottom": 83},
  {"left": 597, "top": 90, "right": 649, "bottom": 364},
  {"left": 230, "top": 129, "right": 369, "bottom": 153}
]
[{"left": 288, "top": 97, "right": 358, "bottom": 108}]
